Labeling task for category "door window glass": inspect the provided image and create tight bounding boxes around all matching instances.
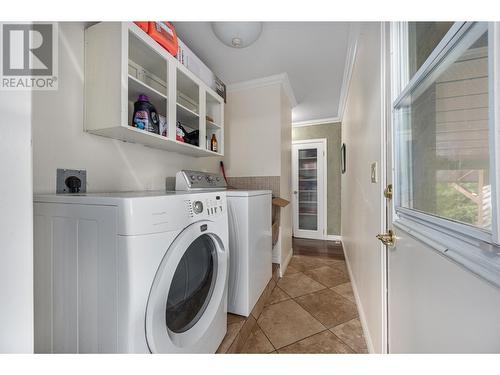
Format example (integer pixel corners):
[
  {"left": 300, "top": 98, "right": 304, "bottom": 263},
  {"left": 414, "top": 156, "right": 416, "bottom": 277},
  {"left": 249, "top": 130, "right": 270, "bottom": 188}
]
[
  {"left": 298, "top": 148, "right": 318, "bottom": 230},
  {"left": 166, "top": 234, "right": 217, "bottom": 333},
  {"left": 395, "top": 25, "right": 491, "bottom": 230},
  {"left": 407, "top": 22, "right": 454, "bottom": 80}
]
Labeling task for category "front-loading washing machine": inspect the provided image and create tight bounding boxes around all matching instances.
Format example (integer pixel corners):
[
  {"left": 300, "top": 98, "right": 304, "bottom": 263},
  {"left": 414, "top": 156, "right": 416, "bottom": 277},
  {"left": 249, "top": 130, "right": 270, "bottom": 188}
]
[
  {"left": 176, "top": 170, "right": 272, "bottom": 317},
  {"left": 33, "top": 191, "right": 228, "bottom": 353}
]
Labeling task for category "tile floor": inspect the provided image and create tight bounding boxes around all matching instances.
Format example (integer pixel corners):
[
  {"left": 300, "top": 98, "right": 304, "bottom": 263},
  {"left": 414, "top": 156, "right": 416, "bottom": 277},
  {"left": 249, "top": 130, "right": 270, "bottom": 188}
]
[{"left": 220, "top": 239, "right": 368, "bottom": 354}]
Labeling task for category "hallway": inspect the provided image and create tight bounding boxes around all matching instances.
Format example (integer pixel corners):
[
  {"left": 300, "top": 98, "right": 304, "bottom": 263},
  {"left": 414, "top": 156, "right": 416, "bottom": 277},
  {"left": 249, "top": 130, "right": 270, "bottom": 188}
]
[{"left": 221, "top": 238, "right": 368, "bottom": 354}]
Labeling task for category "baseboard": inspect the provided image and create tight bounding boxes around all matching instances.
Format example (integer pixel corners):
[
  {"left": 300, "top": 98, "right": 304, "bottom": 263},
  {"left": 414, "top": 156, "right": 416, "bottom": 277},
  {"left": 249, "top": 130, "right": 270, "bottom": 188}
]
[
  {"left": 326, "top": 235, "right": 342, "bottom": 242},
  {"left": 343, "top": 246, "right": 376, "bottom": 354},
  {"left": 280, "top": 247, "right": 293, "bottom": 277}
]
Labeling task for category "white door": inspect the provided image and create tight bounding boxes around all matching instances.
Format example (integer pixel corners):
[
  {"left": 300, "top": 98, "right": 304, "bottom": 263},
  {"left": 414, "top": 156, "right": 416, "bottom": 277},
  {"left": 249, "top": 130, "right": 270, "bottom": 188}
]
[
  {"left": 384, "top": 21, "right": 500, "bottom": 353},
  {"left": 292, "top": 139, "right": 326, "bottom": 239}
]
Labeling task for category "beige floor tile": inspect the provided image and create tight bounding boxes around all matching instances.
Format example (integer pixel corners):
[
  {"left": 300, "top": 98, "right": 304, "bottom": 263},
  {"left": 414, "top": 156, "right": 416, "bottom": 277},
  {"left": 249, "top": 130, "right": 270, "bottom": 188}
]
[
  {"left": 329, "top": 261, "right": 349, "bottom": 275},
  {"left": 331, "top": 318, "right": 368, "bottom": 353},
  {"left": 331, "top": 282, "right": 355, "bottom": 303},
  {"left": 303, "top": 265, "right": 349, "bottom": 288},
  {"left": 295, "top": 289, "right": 358, "bottom": 328},
  {"left": 278, "top": 330, "right": 354, "bottom": 354},
  {"left": 239, "top": 324, "right": 275, "bottom": 354},
  {"left": 227, "top": 313, "right": 246, "bottom": 325},
  {"left": 284, "top": 264, "right": 300, "bottom": 275},
  {"left": 288, "top": 255, "right": 331, "bottom": 272},
  {"left": 257, "top": 299, "right": 325, "bottom": 349},
  {"left": 277, "top": 272, "right": 326, "bottom": 298},
  {"left": 265, "top": 286, "right": 291, "bottom": 306},
  {"left": 217, "top": 314, "right": 246, "bottom": 353},
  {"left": 251, "top": 278, "right": 276, "bottom": 319},
  {"left": 228, "top": 315, "right": 257, "bottom": 353}
]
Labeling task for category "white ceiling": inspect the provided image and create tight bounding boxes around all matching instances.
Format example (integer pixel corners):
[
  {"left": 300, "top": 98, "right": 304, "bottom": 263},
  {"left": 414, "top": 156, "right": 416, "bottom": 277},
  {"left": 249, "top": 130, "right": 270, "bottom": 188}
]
[{"left": 173, "top": 22, "right": 351, "bottom": 123}]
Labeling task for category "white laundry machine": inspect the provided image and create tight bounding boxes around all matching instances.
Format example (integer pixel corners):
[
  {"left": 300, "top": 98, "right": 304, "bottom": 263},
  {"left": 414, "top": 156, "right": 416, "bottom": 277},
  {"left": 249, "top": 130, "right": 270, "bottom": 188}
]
[
  {"left": 176, "top": 170, "right": 272, "bottom": 317},
  {"left": 33, "top": 191, "right": 228, "bottom": 353}
]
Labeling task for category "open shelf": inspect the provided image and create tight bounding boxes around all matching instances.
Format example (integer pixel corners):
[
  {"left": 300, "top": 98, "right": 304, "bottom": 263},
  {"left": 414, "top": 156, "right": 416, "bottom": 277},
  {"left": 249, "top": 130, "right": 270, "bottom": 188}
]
[
  {"left": 128, "top": 32, "right": 167, "bottom": 84},
  {"left": 176, "top": 103, "right": 200, "bottom": 130},
  {"left": 128, "top": 75, "right": 167, "bottom": 115},
  {"left": 85, "top": 22, "right": 224, "bottom": 158},
  {"left": 206, "top": 120, "right": 222, "bottom": 132},
  {"left": 88, "top": 126, "right": 216, "bottom": 157}
]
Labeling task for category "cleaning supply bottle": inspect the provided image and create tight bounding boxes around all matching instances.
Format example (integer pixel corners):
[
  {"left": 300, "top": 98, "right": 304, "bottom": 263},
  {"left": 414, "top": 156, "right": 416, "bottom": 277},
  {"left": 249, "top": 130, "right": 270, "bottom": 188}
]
[{"left": 132, "top": 94, "right": 160, "bottom": 134}]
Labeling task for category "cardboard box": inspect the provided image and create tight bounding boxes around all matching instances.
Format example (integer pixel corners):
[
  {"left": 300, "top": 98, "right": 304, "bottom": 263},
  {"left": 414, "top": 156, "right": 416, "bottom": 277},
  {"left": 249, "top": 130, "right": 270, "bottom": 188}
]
[{"left": 177, "top": 37, "right": 225, "bottom": 101}]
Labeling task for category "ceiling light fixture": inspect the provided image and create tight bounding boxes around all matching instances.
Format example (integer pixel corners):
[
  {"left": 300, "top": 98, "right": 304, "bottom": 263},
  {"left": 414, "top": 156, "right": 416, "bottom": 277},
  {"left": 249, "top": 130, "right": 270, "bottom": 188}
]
[{"left": 211, "top": 22, "right": 263, "bottom": 49}]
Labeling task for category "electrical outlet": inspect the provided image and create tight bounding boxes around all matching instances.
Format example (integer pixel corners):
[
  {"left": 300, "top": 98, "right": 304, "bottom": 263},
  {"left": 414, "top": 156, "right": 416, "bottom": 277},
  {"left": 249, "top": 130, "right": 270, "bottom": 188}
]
[{"left": 57, "top": 169, "right": 87, "bottom": 194}]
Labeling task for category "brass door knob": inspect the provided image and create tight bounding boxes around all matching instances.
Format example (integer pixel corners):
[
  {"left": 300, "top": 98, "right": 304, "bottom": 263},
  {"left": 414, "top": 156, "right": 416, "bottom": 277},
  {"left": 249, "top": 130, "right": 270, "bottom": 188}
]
[
  {"left": 384, "top": 184, "right": 393, "bottom": 200},
  {"left": 376, "top": 229, "right": 396, "bottom": 247}
]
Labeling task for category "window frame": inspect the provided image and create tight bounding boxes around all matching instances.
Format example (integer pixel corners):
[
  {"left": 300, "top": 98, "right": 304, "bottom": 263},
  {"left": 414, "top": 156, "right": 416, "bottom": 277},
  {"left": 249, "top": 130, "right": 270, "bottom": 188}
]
[{"left": 390, "top": 21, "right": 500, "bottom": 287}]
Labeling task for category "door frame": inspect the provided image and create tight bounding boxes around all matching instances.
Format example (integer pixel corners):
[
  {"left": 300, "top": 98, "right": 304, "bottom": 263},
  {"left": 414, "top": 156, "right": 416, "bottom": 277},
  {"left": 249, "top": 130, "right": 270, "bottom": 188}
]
[
  {"left": 381, "top": 21, "right": 391, "bottom": 354},
  {"left": 292, "top": 138, "right": 328, "bottom": 240}
]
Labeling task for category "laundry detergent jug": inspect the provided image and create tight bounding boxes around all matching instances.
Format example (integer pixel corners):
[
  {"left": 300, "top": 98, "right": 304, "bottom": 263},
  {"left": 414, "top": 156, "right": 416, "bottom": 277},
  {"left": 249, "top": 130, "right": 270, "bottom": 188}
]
[{"left": 132, "top": 94, "right": 160, "bottom": 134}]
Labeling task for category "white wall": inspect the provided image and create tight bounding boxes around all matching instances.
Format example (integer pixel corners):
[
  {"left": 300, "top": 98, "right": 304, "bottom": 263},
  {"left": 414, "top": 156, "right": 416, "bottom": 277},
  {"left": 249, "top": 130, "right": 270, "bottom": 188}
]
[
  {"left": 224, "top": 84, "right": 282, "bottom": 177},
  {"left": 279, "top": 87, "right": 293, "bottom": 269},
  {"left": 32, "top": 23, "right": 220, "bottom": 194},
  {"left": 225, "top": 80, "right": 293, "bottom": 270},
  {"left": 0, "top": 90, "right": 34, "bottom": 352},
  {"left": 341, "top": 22, "right": 385, "bottom": 353}
]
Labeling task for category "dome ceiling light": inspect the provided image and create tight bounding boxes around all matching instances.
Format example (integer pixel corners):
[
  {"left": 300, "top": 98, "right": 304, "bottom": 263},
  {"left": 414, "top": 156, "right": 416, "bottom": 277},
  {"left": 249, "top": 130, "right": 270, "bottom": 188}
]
[{"left": 211, "top": 22, "right": 263, "bottom": 49}]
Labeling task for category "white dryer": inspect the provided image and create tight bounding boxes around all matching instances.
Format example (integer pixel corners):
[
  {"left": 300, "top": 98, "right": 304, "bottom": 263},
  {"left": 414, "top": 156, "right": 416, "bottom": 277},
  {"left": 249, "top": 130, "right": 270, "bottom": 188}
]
[
  {"left": 176, "top": 171, "right": 272, "bottom": 317},
  {"left": 34, "top": 191, "right": 228, "bottom": 353}
]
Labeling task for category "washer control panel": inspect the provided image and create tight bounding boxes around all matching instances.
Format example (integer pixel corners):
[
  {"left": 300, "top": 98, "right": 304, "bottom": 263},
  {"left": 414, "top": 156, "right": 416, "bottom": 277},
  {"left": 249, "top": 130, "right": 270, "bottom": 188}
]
[
  {"left": 187, "top": 195, "right": 224, "bottom": 218},
  {"left": 204, "top": 195, "right": 224, "bottom": 217},
  {"left": 176, "top": 170, "right": 227, "bottom": 191}
]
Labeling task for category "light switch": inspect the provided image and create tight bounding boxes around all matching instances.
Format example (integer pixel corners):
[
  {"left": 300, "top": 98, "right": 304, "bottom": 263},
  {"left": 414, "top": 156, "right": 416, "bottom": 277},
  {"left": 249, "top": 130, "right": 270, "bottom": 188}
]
[{"left": 370, "top": 162, "right": 378, "bottom": 183}]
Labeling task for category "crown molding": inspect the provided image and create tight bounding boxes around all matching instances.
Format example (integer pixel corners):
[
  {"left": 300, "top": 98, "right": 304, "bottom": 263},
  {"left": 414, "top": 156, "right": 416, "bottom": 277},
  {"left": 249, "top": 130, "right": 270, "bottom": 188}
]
[
  {"left": 226, "top": 73, "right": 298, "bottom": 107},
  {"left": 337, "top": 23, "right": 360, "bottom": 122},
  {"left": 226, "top": 24, "right": 359, "bottom": 124},
  {"left": 292, "top": 117, "right": 341, "bottom": 127}
]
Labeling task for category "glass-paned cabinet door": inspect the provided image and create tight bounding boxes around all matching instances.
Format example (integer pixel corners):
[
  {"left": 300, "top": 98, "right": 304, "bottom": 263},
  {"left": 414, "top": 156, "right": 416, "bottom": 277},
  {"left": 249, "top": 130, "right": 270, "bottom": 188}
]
[
  {"left": 292, "top": 141, "right": 326, "bottom": 239},
  {"left": 298, "top": 148, "right": 319, "bottom": 230}
]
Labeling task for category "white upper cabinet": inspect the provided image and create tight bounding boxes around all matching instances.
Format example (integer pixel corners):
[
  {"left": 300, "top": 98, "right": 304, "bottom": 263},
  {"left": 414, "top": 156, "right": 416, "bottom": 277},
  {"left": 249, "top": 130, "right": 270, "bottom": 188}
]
[{"left": 84, "top": 22, "right": 224, "bottom": 157}]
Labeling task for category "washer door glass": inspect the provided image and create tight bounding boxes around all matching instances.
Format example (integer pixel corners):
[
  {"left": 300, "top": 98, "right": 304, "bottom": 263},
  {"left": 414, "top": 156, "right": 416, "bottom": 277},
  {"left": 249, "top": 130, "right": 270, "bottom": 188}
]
[{"left": 166, "top": 234, "right": 218, "bottom": 333}]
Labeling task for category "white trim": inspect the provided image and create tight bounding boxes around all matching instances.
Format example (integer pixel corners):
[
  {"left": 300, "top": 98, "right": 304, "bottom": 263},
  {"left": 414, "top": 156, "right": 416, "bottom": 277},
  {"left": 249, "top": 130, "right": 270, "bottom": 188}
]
[
  {"left": 226, "top": 72, "right": 297, "bottom": 107},
  {"left": 380, "top": 21, "right": 390, "bottom": 354},
  {"left": 280, "top": 247, "right": 294, "bottom": 278},
  {"left": 489, "top": 22, "right": 500, "bottom": 244},
  {"left": 292, "top": 138, "right": 328, "bottom": 145},
  {"left": 326, "top": 235, "right": 342, "bottom": 242},
  {"left": 292, "top": 117, "right": 341, "bottom": 127},
  {"left": 337, "top": 23, "right": 360, "bottom": 123},
  {"left": 393, "top": 22, "right": 472, "bottom": 108},
  {"left": 343, "top": 248, "right": 375, "bottom": 354}
]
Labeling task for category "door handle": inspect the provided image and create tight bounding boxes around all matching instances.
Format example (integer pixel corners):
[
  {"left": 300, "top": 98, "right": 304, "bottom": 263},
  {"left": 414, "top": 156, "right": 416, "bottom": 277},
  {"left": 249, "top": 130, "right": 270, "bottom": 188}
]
[
  {"left": 384, "top": 184, "right": 393, "bottom": 200},
  {"left": 293, "top": 191, "right": 298, "bottom": 194},
  {"left": 376, "top": 229, "right": 396, "bottom": 247}
]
